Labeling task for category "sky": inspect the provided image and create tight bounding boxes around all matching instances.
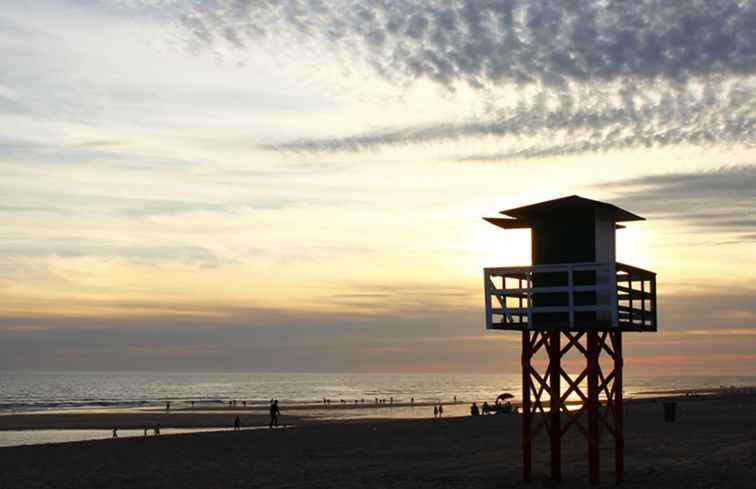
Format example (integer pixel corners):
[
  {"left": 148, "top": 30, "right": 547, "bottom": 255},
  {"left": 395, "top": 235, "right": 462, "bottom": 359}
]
[{"left": 1, "top": 0, "right": 755, "bottom": 375}]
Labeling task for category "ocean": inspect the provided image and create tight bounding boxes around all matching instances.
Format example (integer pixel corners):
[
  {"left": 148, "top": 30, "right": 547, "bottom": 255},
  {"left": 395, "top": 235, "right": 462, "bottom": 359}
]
[
  {"left": 2, "top": 371, "right": 755, "bottom": 413},
  {"left": 1, "top": 371, "right": 754, "bottom": 448}
]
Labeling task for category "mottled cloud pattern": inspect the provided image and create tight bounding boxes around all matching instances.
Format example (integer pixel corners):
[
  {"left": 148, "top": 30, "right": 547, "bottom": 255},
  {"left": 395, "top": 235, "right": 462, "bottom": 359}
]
[
  {"left": 181, "top": 0, "right": 756, "bottom": 87},
  {"left": 260, "top": 82, "right": 756, "bottom": 157},
  {"left": 178, "top": 0, "right": 756, "bottom": 158},
  {"left": 599, "top": 165, "right": 756, "bottom": 241}
]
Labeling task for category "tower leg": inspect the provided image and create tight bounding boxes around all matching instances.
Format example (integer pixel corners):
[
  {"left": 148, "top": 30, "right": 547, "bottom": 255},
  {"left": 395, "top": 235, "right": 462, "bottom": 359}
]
[
  {"left": 614, "top": 331, "right": 624, "bottom": 484},
  {"left": 522, "top": 330, "right": 532, "bottom": 482},
  {"left": 549, "top": 329, "right": 561, "bottom": 482},
  {"left": 587, "top": 329, "right": 600, "bottom": 485}
]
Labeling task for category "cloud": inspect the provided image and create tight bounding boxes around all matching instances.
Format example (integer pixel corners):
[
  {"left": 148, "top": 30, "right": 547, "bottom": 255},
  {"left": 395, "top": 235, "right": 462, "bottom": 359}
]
[
  {"left": 0, "top": 240, "right": 227, "bottom": 267},
  {"left": 1, "top": 285, "right": 755, "bottom": 372},
  {"left": 259, "top": 80, "right": 756, "bottom": 157},
  {"left": 597, "top": 165, "right": 756, "bottom": 240},
  {"left": 171, "top": 2, "right": 756, "bottom": 159},
  {"left": 179, "top": 1, "right": 756, "bottom": 88}
]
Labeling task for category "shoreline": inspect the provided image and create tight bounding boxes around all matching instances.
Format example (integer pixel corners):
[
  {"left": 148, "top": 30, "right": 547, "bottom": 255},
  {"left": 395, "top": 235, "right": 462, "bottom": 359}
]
[
  {"left": 2, "top": 394, "right": 755, "bottom": 488},
  {"left": 2, "top": 386, "right": 753, "bottom": 429},
  {"left": 2, "top": 389, "right": 755, "bottom": 450}
]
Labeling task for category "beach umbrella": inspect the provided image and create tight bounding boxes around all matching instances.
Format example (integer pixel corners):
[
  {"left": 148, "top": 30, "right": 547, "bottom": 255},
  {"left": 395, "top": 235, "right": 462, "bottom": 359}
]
[{"left": 496, "top": 392, "right": 515, "bottom": 401}]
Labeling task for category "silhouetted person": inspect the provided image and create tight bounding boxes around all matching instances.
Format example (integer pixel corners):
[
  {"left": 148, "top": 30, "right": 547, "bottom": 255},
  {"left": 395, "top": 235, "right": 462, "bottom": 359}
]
[
  {"left": 471, "top": 402, "right": 480, "bottom": 416},
  {"left": 234, "top": 415, "right": 241, "bottom": 431},
  {"left": 269, "top": 399, "right": 280, "bottom": 428},
  {"left": 112, "top": 427, "right": 118, "bottom": 438},
  {"left": 433, "top": 405, "right": 438, "bottom": 418},
  {"left": 166, "top": 401, "right": 170, "bottom": 412},
  {"left": 454, "top": 395, "right": 457, "bottom": 403},
  {"left": 154, "top": 424, "right": 161, "bottom": 436},
  {"left": 438, "top": 404, "right": 443, "bottom": 417},
  {"left": 191, "top": 401, "right": 195, "bottom": 407},
  {"left": 243, "top": 400, "right": 247, "bottom": 408},
  {"left": 411, "top": 397, "right": 414, "bottom": 405},
  {"left": 144, "top": 426, "right": 148, "bottom": 437},
  {"left": 482, "top": 401, "right": 490, "bottom": 415}
]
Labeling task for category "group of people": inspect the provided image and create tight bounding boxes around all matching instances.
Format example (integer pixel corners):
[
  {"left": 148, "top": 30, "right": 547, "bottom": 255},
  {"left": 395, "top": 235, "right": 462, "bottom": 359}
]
[
  {"left": 432, "top": 404, "right": 444, "bottom": 418},
  {"left": 230, "top": 399, "right": 282, "bottom": 431},
  {"left": 470, "top": 400, "right": 515, "bottom": 416}
]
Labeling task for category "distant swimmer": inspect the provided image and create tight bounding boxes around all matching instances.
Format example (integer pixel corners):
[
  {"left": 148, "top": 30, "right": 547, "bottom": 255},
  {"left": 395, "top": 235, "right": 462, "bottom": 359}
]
[
  {"left": 234, "top": 415, "right": 241, "bottom": 431},
  {"left": 269, "top": 399, "right": 281, "bottom": 428}
]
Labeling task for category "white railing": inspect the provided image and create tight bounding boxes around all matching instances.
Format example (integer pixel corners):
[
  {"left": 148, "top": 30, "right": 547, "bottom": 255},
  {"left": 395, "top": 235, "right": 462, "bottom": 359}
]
[
  {"left": 485, "top": 262, "right": 623, "bottom": 331},
  {"left": 484, "top": 262, "right": 656, "bottom": 331}
]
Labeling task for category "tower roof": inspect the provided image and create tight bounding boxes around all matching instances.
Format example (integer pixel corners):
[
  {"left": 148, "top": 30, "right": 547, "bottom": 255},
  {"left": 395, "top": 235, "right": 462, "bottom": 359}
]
[{"left": 498, "top": 195, "right": 644, "bottom": 222}]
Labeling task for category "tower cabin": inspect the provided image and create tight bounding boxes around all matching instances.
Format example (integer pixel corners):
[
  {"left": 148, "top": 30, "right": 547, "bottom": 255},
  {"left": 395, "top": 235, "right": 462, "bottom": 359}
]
[{"left": 484, "top": 195, "right": 657, "bottom": 332}]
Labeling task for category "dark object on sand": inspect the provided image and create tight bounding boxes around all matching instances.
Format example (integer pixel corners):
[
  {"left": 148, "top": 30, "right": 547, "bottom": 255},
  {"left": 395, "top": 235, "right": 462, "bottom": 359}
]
[
  {"left": 664, "top": 402, "right": 677, "bottom": 422},
  {"left": 269, "top": 400, "right": 280, "bottom": 428},
  {"left": 470, "top": 402, "right": 480, "bottom": 416}
]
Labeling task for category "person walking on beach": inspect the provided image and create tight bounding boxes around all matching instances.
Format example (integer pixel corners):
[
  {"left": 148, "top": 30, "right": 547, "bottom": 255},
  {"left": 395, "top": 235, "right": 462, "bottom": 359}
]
[
  {"left": 438, "top": 404, "right": 443, "bottom": 417},
  {"left": 166, "top": 401, "right": 171, "bottom": 412},
  {"left": 269, "top": 399, "right": 280, "bottom": 428},
  {"left": 234, "top": 415, "right": 241, "bottom": 431},
  {"left": 471, "top": 402, "right": 480, "bottom": 416},
  {"left": 433, "top": 405, "right": 438, "bottom": 418},
  {"left": 154, "top": 424, "right": 161, "bottom": 436},
  {"left": 112, "top": 427, "right": 118, "bottom": 438}
]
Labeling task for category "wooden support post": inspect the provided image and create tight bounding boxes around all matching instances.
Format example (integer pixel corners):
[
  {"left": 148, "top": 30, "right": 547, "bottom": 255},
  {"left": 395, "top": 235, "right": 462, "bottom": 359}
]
[
  {"left": 614, "top": 331, "right": 624, "bottom": 484},
  {"left": 549, "top": 329, "right": 562, "bottom": 482},
  {"left": 522, "top": 330, "right": 532, "bottom": 482},
  {"left": 587, "top": 329, "right": 600, "bottom": 485}
]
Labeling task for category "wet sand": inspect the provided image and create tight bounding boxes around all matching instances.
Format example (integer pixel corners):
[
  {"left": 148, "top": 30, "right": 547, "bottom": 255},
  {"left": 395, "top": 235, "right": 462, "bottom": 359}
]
[
  {"left": 1, "top": 393, "right": 755, "bottom": 488},
  {"left": 0, "top": 412, "right": 294, "bottom": 431}
]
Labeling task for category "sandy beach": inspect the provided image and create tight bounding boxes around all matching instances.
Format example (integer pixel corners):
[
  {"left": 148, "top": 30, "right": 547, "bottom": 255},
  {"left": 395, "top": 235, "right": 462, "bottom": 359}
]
[{"left": 1, "top": 392, "right": 754, "bottom": 488}]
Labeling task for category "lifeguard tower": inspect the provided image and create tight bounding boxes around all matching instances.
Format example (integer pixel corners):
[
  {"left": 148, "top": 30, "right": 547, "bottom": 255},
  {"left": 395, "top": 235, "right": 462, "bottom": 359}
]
[{"left": 483, "top": 195, "right": 657, "bottom": 484}]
